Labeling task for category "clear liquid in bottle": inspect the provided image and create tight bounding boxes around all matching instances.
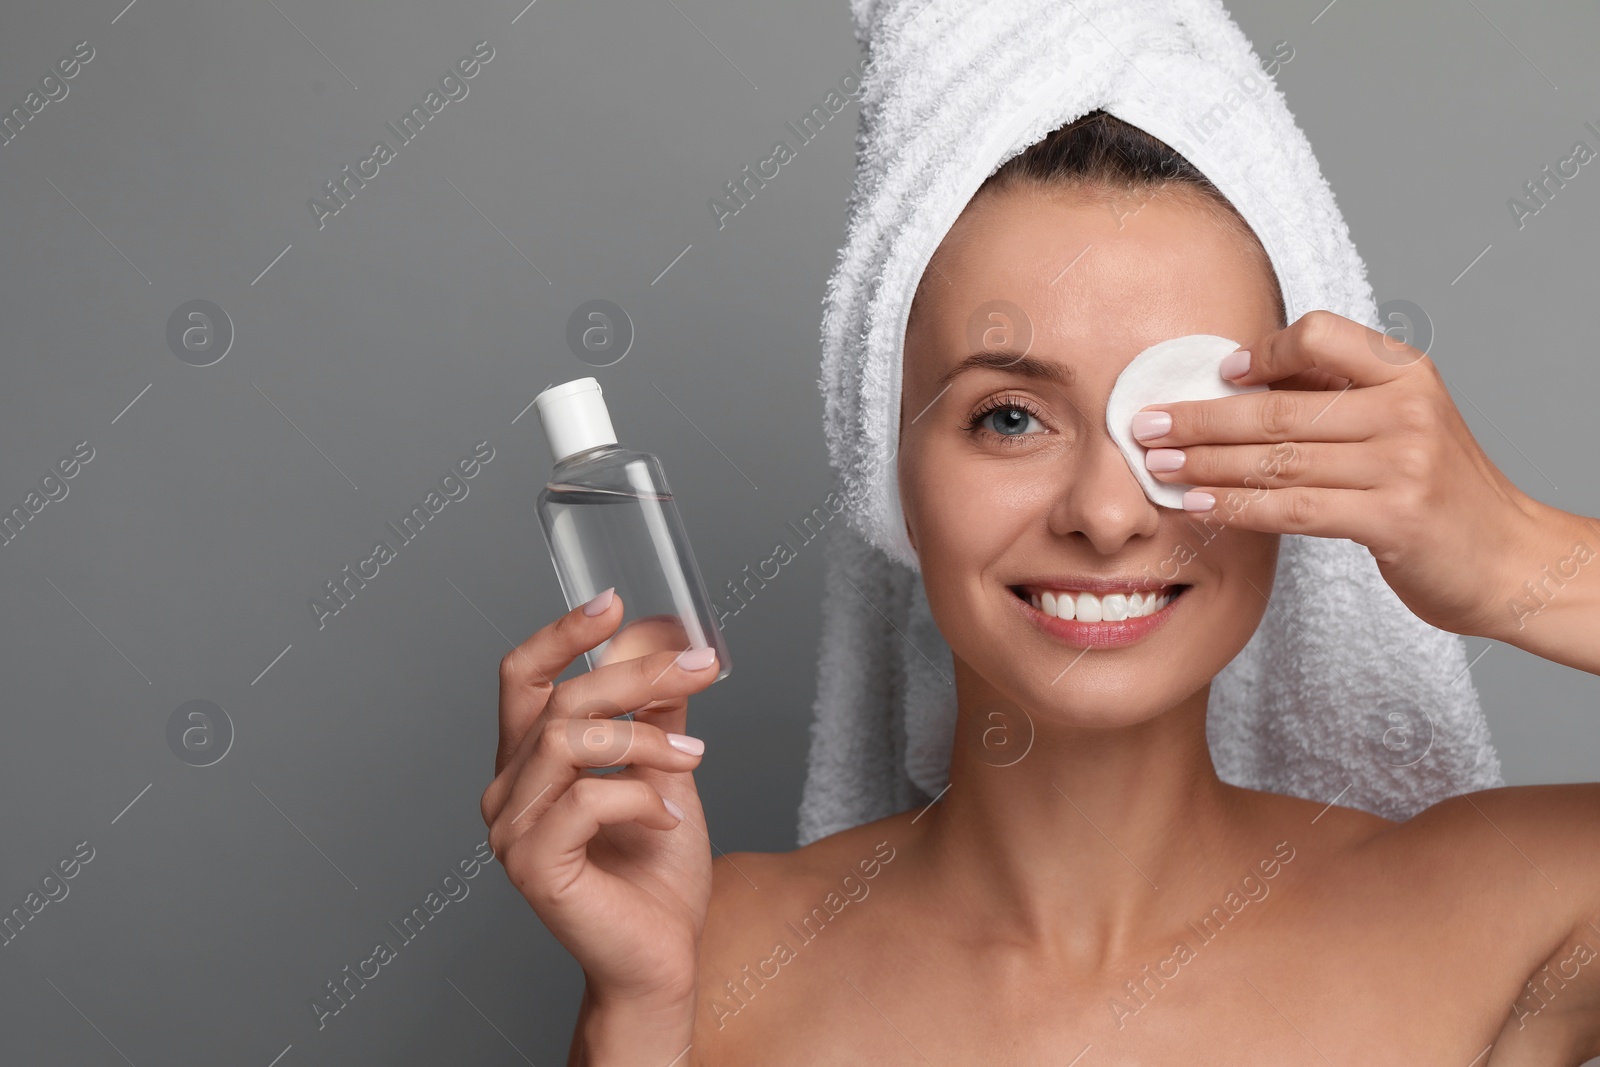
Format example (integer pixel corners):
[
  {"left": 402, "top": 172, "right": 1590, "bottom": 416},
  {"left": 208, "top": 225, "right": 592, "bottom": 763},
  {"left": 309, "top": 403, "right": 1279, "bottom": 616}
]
[{"left": 533, "top": 379, "right": 731, "bottom": 681}]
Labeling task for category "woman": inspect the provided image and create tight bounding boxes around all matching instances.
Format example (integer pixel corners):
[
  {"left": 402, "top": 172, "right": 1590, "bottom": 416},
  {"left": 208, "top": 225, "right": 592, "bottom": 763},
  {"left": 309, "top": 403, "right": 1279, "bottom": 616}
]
[
  {"left": 483, "top": 110, "right": 1600, "bottom": 1065},
  {"left": 482, "top": 25, "right": 1600, "bottom": 1067}
]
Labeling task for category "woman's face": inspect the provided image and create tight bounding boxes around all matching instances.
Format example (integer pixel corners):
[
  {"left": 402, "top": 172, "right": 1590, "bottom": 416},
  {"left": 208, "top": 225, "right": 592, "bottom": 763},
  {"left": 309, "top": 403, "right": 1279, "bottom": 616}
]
[{"left": 899, "top": 181, "right": 1282, "bottom": 726}]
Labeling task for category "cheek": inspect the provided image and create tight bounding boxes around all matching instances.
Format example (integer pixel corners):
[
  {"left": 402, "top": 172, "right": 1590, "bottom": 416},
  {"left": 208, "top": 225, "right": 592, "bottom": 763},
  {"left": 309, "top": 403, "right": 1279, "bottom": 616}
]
[
  {"left": 1221, "top": 530, "right": 1280, "bottom": 575},
  {"left": 1193, "top": 530, "right": 1279, "bottom": 623},
  {"left": 903, "top": 453, "right": 1047, "bottom": 562}
]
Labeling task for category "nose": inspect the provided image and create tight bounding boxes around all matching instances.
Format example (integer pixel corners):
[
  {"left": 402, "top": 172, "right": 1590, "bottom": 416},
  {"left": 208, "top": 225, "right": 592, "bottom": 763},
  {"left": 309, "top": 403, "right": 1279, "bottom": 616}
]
[{"left": 1044, "top": 426, "right": 1162, "bottom": 553}]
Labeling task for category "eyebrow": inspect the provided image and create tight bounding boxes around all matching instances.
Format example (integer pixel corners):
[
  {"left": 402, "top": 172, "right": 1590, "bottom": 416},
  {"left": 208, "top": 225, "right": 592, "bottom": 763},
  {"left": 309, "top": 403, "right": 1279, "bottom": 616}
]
[{"left": 936, "top": 350, "right": 1076, "bottom": 388}]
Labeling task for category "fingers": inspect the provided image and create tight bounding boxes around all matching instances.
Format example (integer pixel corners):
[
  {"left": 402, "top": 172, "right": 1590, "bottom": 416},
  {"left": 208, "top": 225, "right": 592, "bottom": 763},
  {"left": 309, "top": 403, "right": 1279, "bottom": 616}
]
[
  {"left": 1144, "top": 439, "right": 1391, "bottom": 493},
  {"left": 505, "top": 776, "right": 683, "bottom": 906},
  {"left": 1132, "top": 376, "right": 1382, "bottom": 449},
  {"left": 1236, "top": 309, "right": 1418, "bottom": 391},
  {"left": 492, "top": 767, "right": 688, "bottom": 902},
  {"left": 1172, "top": 484, "right": 1381, "bottom": 544},
  {"left": 496, "top": 588, "right": 624, "bottom": 775},
  {"left": 551, "top": 644, "right": 722, "bottom": 724},
  {"left": 488, "top": 644, "right": 717, "bottom": 810},
  {"left": 484, "top": 711, "right": 703, "bottom": 848}
]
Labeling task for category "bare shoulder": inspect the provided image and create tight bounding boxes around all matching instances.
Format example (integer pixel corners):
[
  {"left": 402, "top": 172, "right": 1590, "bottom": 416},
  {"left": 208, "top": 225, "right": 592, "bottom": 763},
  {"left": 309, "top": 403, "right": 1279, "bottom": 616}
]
[
  {"left": 1227, "top": 779, "right": 1600, "bottom": 903},
  {"left": 1246, "top": 781, "right": 1600, "bottom": 936},
  {"left": 1223, "top": 782, "right": 1396, "bottom": 843},
  {"left": 704, "top": 807, "right": 914, "bottom": 945},
  {"left": 1371, "top": 784, "right": 1600, "bottom": 1057},
  {"left": 1228, "top": 780, "right": 1600, "bottom": 962},
  {"left": 1361, "top": 783, "right": 1600, "bottom": 906},
  {"left": 692, "top": 809, "right": 917, "bottom": 1061},
  {"left": 1224, "top": 782, "right": 1600, "bottom": 1057}
]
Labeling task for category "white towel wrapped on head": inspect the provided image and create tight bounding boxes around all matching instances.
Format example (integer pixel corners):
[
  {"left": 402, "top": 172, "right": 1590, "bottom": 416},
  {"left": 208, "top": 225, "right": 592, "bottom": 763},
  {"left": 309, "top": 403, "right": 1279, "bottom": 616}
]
[{"left": 797, "top": 0, "right": 1503, "bottom": 847}]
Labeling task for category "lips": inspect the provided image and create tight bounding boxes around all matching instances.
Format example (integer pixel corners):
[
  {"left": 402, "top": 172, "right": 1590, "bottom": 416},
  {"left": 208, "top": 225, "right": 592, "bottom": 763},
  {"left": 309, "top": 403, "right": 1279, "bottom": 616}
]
[
  {"left": 1007, "top": 583, "right": 1188, "bottom": 649},
  {"left": 1012, "top": 584, "right": 1186, "bottom": 621}
]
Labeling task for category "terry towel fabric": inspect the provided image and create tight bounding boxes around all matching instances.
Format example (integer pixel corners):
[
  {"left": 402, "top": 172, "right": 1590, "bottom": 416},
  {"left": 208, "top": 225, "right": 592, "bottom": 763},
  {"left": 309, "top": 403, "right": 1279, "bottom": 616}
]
[{"left": 797, "top": 0, "right": 1504, "bottom": 847}]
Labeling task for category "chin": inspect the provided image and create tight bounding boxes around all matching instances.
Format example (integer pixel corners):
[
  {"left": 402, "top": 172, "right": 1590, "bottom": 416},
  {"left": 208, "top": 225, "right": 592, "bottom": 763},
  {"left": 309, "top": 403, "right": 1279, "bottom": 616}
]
[{"left": 1039, "top": 696, "right": 1177, "bottom": 731}]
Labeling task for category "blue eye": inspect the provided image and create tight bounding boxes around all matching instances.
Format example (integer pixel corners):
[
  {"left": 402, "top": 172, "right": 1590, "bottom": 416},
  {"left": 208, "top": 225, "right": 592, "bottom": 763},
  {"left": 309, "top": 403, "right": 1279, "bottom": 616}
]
[
  {"left": 966, "top": 397, "right": 1046, "bottom": 443},
  {"left": 984, "top": 406, "right": 1039, "bottom": 435}
]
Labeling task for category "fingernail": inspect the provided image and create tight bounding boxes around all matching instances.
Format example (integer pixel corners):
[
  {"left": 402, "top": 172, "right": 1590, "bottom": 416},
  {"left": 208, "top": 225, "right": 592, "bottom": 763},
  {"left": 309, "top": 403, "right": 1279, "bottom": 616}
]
[
  {"left": 677, "top": 646, "right": 717, "bottom": 671},
  {"left": 662, "top": 796, "right": 685, "bottom": 821},
  {"left": 1182, "top": 490, "right": 1215, "bottom": 511},
  {"left": 666, "top": 732, "right": 705, "bottom": 755},
  {"left": 1220, "top": 350, "right": 1251, "bottom": 380},
  {"left": 1145, "top": 448, "right": 1185, "bottom": 472},
  {"left": 1130, "top": 410, "right": 1171, "bottom": 441},
  {"left": 582, "top": 588, "right": 615, "bottom": 616}
]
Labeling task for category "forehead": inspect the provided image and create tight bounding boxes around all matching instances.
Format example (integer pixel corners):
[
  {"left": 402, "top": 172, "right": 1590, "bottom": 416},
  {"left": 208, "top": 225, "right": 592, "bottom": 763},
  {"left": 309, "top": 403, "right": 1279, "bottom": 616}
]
[{"left": 906, "top": 185, "right": 1276, "bottom": 383}]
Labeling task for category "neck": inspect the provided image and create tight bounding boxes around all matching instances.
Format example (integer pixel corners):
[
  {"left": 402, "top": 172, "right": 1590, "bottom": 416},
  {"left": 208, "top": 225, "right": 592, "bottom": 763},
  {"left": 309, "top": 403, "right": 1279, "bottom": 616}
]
[{"left": 914, "top": 656, "right": 1253, "bottom": 968}]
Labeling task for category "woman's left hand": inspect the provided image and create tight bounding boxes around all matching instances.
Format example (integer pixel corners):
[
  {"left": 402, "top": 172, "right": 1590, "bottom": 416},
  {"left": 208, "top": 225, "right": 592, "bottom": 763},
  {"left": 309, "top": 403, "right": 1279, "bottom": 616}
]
[{"left": 1127, "top": 309, "right": 1554, "bottom": 642}]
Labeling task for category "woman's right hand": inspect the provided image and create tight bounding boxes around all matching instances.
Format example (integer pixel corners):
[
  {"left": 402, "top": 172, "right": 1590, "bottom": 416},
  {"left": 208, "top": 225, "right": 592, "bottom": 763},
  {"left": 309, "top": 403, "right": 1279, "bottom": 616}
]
[{"left": 480, "top": 587, "right": 718, "bottom": 1012}]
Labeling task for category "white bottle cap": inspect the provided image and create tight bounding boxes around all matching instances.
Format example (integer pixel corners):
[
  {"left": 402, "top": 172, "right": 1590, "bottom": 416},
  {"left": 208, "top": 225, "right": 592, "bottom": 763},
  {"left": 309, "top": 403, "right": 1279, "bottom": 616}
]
[{"left": 534, "top": 378, "right": 618, "bottom": 463}]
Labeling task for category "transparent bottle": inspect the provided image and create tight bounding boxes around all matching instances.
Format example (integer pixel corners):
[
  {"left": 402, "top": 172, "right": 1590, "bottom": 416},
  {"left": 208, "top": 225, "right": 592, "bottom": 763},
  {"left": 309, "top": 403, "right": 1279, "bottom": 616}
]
[{"left": 533, "top": 377, "right": 731, "bottom": 682}]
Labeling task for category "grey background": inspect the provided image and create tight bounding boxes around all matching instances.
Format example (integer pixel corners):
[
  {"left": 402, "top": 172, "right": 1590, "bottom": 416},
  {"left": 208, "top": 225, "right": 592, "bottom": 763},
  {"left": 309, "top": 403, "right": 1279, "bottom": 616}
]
[{"left": 0, "top": 0, "right": 1595, "bottom": 1063}]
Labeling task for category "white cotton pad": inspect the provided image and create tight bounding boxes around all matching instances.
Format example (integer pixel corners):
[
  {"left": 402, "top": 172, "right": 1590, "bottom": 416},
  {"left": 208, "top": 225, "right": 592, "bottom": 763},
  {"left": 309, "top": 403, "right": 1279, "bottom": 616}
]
[{"left": 1104, "top": 334, "right": 1270, "bottom": 509}]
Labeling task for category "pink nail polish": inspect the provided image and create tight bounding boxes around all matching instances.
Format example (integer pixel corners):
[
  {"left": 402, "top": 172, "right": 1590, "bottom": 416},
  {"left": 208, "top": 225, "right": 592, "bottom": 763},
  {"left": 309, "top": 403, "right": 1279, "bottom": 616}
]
[
  {"left": 1131, "top": 410, "right": 1172, "bottom": 441},
  {"left": 666, "top": 732, "right": 705, "bottom": 755},
  {"left": 1219, "top": 350, "right": 1251, "bottom": 380},
  {"left": 582, "top": 587, "right": 615, "bottom": 616},
  {"left": 1182, "top": 490, "right": 1215, "bottom": 512},
  {"left": 677, "top": 646, "right": 718, "bottom": 671},
  {"left": 1145, "top": 448, "right": 1185, "bottom": 472},
  {"left": 662, "top": 796, "right": 685, "bottom": 821}
]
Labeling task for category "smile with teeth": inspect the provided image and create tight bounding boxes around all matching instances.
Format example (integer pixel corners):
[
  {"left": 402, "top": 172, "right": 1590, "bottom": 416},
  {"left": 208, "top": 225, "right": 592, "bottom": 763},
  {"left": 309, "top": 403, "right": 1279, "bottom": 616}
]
[{"left": 1011, "top": 585, "right": 1187, "bottom": 622}]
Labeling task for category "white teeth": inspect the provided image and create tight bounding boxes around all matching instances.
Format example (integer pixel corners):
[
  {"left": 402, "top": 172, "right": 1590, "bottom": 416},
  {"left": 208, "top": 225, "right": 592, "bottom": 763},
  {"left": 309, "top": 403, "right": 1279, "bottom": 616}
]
[
  {"left": 1076, "top": 592, "right": 1101, "bottom": 622},
  {"left": 1027, "top": 587, "right": 1176, "bottom": 620}
]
